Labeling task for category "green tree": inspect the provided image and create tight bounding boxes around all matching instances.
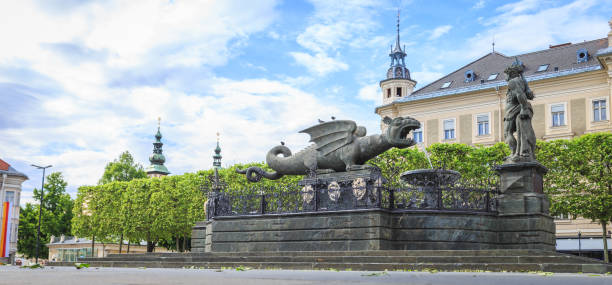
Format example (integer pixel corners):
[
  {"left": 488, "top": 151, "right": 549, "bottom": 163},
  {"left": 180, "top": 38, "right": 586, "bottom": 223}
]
[
  {"left": 18, "top": 172, "right": 73, "bottom": 258},
  {"left": 368, "top": 147, "right": 428, "bottom": 187},
  {"left": 99, "top": 151, "right": 146, "bottom": 184},
  {"left": 368, "top": 143, "right": 508, "bottom": 186},
  {"left": 16, "top": 204, "right": 38, "bottom": 258},
  {"left": 538, "top": 133, "right": 612, "bottom": 263}
]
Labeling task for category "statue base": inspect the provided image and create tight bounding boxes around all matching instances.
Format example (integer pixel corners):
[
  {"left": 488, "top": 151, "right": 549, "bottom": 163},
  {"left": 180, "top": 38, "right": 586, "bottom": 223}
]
[
  {"left": 495, "top": 161, "right": 549, "bottom": 214},
  {"left": 494, "top": 161, "right": 555, "bottom": 250}
]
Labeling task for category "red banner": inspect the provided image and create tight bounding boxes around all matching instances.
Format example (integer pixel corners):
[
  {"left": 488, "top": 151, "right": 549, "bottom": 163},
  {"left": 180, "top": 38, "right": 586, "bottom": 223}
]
[{"left": 0, "top": 202, "right": 8, "bottom": 258}]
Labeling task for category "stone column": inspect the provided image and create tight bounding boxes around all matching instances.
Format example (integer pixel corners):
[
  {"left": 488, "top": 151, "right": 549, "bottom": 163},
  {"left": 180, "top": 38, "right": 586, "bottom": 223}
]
[{"left": 496, "top": 162, "right": 556, "bottom": 251}]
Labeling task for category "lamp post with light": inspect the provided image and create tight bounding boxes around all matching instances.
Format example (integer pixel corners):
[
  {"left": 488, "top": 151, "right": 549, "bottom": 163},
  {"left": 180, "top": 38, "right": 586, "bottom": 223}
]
[{"left": 31, "top": 164, "right": 52, "bottom": 265}]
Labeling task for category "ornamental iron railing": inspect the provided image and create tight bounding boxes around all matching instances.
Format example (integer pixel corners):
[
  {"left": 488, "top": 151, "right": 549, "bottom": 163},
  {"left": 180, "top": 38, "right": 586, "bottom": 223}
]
[{"left": 204, "top": 168, "right": 498, "bottom": 219}]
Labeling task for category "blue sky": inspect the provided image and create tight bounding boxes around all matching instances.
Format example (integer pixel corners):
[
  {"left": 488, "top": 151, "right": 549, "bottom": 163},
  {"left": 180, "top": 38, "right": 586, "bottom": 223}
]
[{"left": 1, "top": 0, "right": 610, "bottom": 205}]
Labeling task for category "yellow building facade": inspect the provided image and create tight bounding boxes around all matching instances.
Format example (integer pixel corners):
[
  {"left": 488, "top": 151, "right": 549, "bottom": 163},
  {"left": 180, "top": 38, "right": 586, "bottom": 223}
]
[{"left": 375, "top": 19, "right": 612, "bottom": 257}]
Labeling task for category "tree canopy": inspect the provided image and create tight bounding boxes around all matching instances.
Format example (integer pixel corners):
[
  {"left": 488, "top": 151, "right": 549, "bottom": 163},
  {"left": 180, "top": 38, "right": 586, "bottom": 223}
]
[
  {"left": 18, "top": 172, "right": 73, "bottom": 259},
  {"left": 537, "top": 133, "right": 612, "bottom": 263},
  {"left": 99, "top": 151, "right": 147, "bottom": 184}
]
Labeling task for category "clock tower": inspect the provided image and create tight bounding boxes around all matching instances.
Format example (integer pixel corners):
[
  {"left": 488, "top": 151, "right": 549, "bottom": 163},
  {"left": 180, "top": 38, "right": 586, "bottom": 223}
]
[{"left": 381, "top": 10, "right": 416, "bottom": 105}]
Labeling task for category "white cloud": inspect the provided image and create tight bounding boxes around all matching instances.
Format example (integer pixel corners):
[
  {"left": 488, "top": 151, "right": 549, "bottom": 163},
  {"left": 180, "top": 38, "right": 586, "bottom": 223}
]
[
  {"left": 412, "top": 71, "right": 445, "bottom": 88},
  {"left": 289, "top": 52, "right": 349, "bottom": 76},
  {"left": 496, "top": 0, "right": 541, "bottom": 15},
  {"left": 268, "top": 31, "right": 281, "bottom": 40},
  {"left": 462, "top": 0, "right": 608, "bottom": 58},
  {"left": 6, "top": 75, "right": 343, "bottom": 205},
  {"left": 290, "top": 0, "right": 382, "bottom": 76},
  {"left": 357, "top": 84, "right": 381, "bottom": 104},
  {"left": 429, "top": 25, "right": 453, "bottom": 40},
  {"left": 278, "top": 75, "right": 315, "bottom": 87},
  {"left": 297, "top": 22, "right": 352, "bottom": 53},
  {"left": 0, "top": 0, "right": 286, "bottom": 204},
  {"left": 473, "top": 0, "right": 486, "bottom": 9},
  {"left": 0, "top": 1, "right": 278, "bottom": 68}
]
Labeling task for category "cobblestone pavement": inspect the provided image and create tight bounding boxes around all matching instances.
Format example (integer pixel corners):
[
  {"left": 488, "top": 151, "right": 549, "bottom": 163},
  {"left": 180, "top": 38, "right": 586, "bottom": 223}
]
[{"left": 0, "top": 266, "right": 610, "bottom": 285}]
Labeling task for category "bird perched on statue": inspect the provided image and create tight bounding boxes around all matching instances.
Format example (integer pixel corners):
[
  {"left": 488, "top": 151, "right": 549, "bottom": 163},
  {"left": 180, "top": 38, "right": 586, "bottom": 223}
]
[
  {"left": 280, "top": 141, "right": 285, "bottom": 146},
  {"left": 318, "top": 119, "right": 325, "bottom": 123},
  {"left": 331, "top": 116, "right": 336, "bottom": 120}
]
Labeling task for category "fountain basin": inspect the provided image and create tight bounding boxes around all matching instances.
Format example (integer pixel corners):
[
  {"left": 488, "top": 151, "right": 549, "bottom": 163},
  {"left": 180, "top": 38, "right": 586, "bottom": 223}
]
[{"left": 400, "top": 169, "right": 461, "bottom": 186}]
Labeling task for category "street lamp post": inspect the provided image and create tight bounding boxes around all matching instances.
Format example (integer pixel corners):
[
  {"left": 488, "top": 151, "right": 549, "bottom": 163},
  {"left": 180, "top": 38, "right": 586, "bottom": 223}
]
[
  {"left": 578, "top": 231, "right": 582, "bottom": 257},
  {"left": 31, "top": 164, "right": 52, "bottom": 265}
]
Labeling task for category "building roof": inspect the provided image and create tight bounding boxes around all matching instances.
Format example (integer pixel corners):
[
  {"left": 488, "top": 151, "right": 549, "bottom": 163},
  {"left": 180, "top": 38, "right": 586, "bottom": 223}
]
[
  {"left": 376, "top": 38, "right": 608, "bottom": 110},
  {"left": 0, "top": 159, "right": 28, "bottom": 179},
  {"left": 47, "top": 236, "right": 92, "bottom": 245},
  {"left": 47, "top": 235, "right": 147, "bottom": 246}
]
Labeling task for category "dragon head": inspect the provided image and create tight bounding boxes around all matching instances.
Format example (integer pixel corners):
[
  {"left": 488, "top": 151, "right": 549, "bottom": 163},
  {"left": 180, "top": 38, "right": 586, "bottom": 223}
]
[{"left": 383, "top": 116, "right": 421, "bottom": 148}]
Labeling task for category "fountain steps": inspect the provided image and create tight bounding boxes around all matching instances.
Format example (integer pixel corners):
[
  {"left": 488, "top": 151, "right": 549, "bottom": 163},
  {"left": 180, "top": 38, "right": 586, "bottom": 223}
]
[{"left": 48, "top": 250, "right": 612, "bottom": 273}]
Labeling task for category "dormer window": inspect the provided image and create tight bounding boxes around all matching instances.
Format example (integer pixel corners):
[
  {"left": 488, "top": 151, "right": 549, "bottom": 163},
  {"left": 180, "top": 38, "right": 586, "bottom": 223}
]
[
  {"left": 464, "top": 70, "right": 476, "bottom": 82},
  {"left": 487, "top": 73, "right": 498, "bottom": 81},
  {"left": 577, "top": 48, "right": 588, "bottom": 63},
  {"left": 441, "top": 81, "right": 452, "bottom": 89},
  {"left": 537, "top": 64, "right": 549, "bottom": 72}
]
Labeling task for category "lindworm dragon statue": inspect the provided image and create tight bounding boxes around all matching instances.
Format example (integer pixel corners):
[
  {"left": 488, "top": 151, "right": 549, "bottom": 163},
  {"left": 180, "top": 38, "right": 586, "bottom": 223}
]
[{"left": 236, "top": 116, "right": 421, "bottom": 182}]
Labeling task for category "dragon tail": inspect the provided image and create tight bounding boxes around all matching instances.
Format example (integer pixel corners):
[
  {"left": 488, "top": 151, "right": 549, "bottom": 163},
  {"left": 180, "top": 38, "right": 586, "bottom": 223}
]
[{"left": 235, "top": 167, "right": 283, "bottom": 183}]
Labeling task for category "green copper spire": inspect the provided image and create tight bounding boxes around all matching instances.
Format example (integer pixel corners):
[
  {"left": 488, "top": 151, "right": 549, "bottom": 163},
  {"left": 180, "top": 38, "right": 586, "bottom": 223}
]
[
  {"left": 213, "top": 132, "right": 222, "bottom": 169},
  {"left": 146, "top": 117, "right": 170, "bottom": 177}
]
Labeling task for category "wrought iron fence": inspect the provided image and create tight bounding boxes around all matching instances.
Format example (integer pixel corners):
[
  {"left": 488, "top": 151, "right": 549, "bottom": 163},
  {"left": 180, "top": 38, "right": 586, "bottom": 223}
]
[{"left": 204, "top": 172, "right": 498, "bottom": 219}]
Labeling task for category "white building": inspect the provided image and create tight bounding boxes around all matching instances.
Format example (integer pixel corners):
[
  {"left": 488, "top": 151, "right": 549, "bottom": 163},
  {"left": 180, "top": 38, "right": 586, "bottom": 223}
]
[{"left": 0, "top": 159, "right": 28, "bottom": 264}]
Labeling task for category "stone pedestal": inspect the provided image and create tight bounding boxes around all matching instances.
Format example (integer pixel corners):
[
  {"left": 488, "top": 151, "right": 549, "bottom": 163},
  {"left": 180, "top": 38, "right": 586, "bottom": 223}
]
[
  {"left": 495, "top": 161, "right": 556, "bottom": 251},
  {"left": 496, "top": 162, "right": 549, "bottom": 214},
  {"left": 191, "top": 221, "right": 208, "bottom": 253}
]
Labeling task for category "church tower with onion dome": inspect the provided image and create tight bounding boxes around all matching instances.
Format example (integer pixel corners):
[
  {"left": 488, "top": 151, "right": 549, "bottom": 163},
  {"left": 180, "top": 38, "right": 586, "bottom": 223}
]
[
  {"left": 212, "top": 132, "right": 222, "bottom": 170},
  {"left": 146, "top": 118, "right": 170, "bottom": 178},
  {"left": 380, "top": 10, "right": 416, "bottom": 105}
]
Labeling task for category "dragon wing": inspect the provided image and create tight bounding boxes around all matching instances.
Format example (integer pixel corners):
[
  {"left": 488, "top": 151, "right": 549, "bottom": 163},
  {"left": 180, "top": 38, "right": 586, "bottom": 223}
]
[{"left": 299, "top": 120, "right": 357, "bottom": 156}]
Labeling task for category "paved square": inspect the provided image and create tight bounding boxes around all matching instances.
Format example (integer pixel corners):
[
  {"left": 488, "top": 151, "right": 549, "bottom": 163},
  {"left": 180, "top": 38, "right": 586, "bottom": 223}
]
[{"left": 1, "top": 266, "right": 610, "bottom": 285}]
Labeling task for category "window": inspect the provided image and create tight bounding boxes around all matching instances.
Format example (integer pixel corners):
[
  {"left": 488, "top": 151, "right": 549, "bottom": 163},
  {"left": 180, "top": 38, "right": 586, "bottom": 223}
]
[
  {"left": 386, "top": 89, "right": 391, "bottom": 98},
  {"left": 396, "top": 87, "right": 402, "bottom": 97},
  {"left": 3, "top": 191, "right": 14, "bottom": 204},
  {"left": 576, "top": 48, "right": 588, "bottom": 63},
  {"left": 443, "top": 119, "right": 455, "bottom": 140},
  {"left": 537, "top": 64, "right": 549, "bottom": 72},
  {"left": 464, "top": 70, "right": 475, "bottom": 82},
  {"left": 593, "top": 99, "right": 607, "bottom": 121},
  {"left": 56, "top": 248, "right": 98, "bottom": 262},
  {"left": 476, "top": 114, "right": 490, "bottom": 136},
  {"left": 487, "top": 73, "right": 498, "bottom": 80},
  {"left": 413, "top": 127, "right": 423, "bottom": 143},
  {"left": 555, "top": 213, "right": 571, "bottom": 220},
  {"left": 551, "top": 104, "right": 565, "bottom": 126},
  {"left": 441, "top": 81, "right": 452, "bottom": 88}
]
